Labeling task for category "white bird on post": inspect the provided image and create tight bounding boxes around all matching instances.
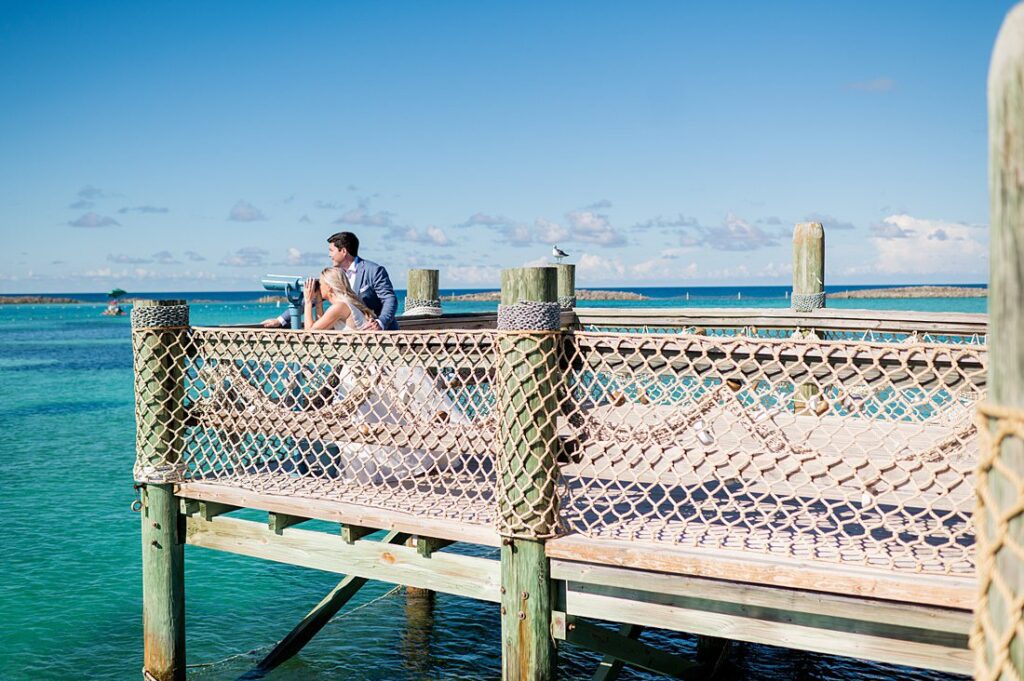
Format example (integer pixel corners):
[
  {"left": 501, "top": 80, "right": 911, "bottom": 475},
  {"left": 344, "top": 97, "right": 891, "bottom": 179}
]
[{"left": 552, "top": 245, "right": 569, "bottom": 263}]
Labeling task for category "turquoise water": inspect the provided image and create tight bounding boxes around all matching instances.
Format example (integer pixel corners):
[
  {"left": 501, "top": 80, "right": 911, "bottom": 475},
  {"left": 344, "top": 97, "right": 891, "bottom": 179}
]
[{"left": 0, "top": 297, "right": 981, "bottom": 680}]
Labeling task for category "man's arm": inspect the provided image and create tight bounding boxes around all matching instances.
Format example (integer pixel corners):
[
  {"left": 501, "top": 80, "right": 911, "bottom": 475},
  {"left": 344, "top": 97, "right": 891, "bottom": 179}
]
[
  {"left": 372, "top": 265, "right": 398, "bottom": 330},
  {"left": 260, "top": 308, "right": 290, "bottom": 328}
]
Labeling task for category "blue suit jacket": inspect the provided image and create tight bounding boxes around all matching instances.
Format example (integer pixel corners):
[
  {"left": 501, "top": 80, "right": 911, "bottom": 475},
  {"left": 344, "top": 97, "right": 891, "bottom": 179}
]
[{"left": 351, "top": 257, "right": 399, "bottom": 330}]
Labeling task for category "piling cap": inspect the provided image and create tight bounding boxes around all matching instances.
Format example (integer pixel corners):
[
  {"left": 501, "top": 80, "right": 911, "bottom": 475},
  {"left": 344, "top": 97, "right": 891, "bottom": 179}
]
[{"left": 793, "top": 221, "right": 825, "bottom": 240}]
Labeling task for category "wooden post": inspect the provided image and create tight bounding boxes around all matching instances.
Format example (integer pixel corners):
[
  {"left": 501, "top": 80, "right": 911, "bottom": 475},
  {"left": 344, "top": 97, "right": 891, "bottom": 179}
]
[
  {"left": 497, "top": 267, "right": 559, "bottom": 681},
  {"left": 792, "top": 222, "right": 825, "bottom": 414},
  {"left": 792, "top": 221, "right": 825, "bottom": 312},
  {"left": 405, "top": 268, "right": 441, "bottom": 316},
  {"left": 132, "top": 300, "right": 189, "bottom": 681},
  {"left": 976, "top": 6, "right": 1024, "bottom": 679},
  {"left": 555, "top": 264, "right": 576, "bottom": 310},
  {"left": 406, "top": 535, "right": 434, "bottom": 599}
]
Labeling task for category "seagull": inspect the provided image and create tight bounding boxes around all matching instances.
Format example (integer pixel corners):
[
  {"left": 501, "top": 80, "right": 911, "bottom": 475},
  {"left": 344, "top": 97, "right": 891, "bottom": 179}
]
[{"left": 552, "top": 245, "right": 569, "bottom": 263}]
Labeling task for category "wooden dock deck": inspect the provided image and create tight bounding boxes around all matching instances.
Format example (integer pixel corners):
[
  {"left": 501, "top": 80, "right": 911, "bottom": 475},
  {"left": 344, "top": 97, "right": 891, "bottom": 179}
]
[{"left": 129, "top": 298, "right": 995, "bottom": 680}]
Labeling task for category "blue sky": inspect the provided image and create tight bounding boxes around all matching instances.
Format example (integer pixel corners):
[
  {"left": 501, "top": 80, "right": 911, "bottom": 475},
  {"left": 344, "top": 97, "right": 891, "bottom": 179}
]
[{"left": 0, "top": 1, "right": 1014, "bottom": 293}]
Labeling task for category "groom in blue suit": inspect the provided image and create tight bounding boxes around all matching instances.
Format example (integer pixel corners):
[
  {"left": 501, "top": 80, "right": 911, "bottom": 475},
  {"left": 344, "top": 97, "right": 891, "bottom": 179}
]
[{"left": 262, "top": 231, "right": 399, "bottom": 330}]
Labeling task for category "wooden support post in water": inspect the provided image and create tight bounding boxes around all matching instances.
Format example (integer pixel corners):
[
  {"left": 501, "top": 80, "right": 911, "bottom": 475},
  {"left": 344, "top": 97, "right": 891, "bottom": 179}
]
[
  {"left": 975, "top": 6, "right": 1024, "bottom": 679},
  {"left": 497, "top": 267, "right": 559, "bottom": 681},
  {"left": 555, "top": 264, "right": 576, "bottom": 310},
  {"left": 405, "top": 268, "right": 442, "bottom": 316},
  {"left": 132, "top": 300, "right": 189, "bottom": 681},
  {"left": 406, "top": 536, "right": 434, "bottom": 598},
  {"left": 792, "top": 222, "right": 825, "bottom": 413}
]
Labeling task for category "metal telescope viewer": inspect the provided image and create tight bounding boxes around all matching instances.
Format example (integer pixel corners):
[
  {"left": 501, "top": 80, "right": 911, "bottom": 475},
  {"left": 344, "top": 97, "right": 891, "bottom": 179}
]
[{"left": 261, "top": 274, "right": 305, "bottom": 329}]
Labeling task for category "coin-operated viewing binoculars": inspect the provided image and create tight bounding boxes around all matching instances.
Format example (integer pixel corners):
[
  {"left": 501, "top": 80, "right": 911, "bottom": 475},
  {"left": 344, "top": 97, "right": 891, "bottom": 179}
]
[{"left": 261, "top": 274, "right": 306, "bottom": 329}]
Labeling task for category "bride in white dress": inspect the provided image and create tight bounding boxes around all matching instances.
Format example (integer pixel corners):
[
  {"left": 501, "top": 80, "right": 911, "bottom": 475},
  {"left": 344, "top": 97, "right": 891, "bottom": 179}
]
[{"left": 302, "top": 268, "right": 469, "bottom": 485}]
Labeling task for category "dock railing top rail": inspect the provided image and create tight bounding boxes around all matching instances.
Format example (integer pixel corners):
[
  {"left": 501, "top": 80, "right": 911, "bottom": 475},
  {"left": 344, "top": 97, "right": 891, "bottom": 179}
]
[
  {"left": 396, "top": 306, "right": 989, "bottom": 345},
  {"left": 132, "top": 308, "right": 988, "bottom": 598}
]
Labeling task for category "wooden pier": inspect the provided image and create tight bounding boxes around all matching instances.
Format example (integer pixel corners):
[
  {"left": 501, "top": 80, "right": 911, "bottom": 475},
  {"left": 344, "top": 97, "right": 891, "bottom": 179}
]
[{"left": 130, "top": 10, "right": 1024, "bottom": 680}]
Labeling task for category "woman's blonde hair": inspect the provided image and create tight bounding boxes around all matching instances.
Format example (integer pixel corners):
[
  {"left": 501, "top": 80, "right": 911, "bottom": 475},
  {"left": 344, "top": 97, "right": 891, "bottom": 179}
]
[{"left": 319, "top": 267, "right": 376, "bottom": 321}]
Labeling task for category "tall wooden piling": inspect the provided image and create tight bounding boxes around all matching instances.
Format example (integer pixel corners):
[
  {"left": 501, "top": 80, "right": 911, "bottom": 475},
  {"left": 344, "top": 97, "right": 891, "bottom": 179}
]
[
  {"left": 405, "top": 268, "right": 442, "bottom": 316},
  {"left": 497, "top": 267, "right": 559, "bottom": 680},
  {"left": 792, "top": 222, "right": 825, "bottom": 413},
  {"left": 792, "top": 221, "right": 825, "bottom": 312},
  {"left": 132, "top": 300, "right": 189, "bottom": 681},
  {"left": 975, "top": 6, "right": 1024, "bottom": 679},
  {"left": 555, "top": 264, "right": 576, "bottom": 310}
]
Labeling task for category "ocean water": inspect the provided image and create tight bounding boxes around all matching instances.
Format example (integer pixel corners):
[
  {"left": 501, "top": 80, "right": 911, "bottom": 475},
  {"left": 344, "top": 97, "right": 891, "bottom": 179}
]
[{"left": 0, "top": 292, "right": 983, "bottom": 680}]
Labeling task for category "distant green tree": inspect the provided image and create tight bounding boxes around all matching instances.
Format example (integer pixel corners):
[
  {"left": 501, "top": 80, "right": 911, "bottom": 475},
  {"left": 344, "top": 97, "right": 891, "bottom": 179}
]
[{"left": 108, "top": 288, "right": 127, "bottom": 300}]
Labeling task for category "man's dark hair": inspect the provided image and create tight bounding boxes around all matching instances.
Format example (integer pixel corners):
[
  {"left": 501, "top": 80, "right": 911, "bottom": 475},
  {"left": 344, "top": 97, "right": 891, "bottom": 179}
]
[{"left": 327, "top": 231, "right": 359, "bottom": 257}]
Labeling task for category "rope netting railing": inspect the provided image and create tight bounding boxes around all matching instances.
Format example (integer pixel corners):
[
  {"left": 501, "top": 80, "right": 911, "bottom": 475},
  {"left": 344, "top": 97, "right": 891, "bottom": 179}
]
[
  {"left": 135, "top": 326, "right": 501, "bottom": 526},
  {"left": 972, "top": 402, "right": 1024, "bottom": 680},
  {"left": 132, "top": 320, "right": 989, "bottom": 576},
  {"left": 581, "top": 323, "right": 986, "bottom": 346},
  {"left": 557, "top": 331, "right": 987, "bottom": 575}
]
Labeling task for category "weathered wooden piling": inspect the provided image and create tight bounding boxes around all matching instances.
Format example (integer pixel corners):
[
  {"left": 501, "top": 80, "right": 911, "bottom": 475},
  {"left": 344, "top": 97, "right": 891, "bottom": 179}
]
[
  {"left": 405, "top": 268, "right": 442, "bottom": 316},
  {"left": 555, "top": 264, "right": 576, "bottom": 310},
  {"left": 132, "top": 300, "right": 189, "bottom": 681},
  {"left": 792, "top": 221, "right": 825, "bottom": 312},
  {"left": 792, "top": 222, "right": 825, "bottom": 413},
  {"left": 497, "top": 267, "right": 560, "bottom": 680},
  {"left": 974, "top": 5, "right": 1024, "bottom": 679}
]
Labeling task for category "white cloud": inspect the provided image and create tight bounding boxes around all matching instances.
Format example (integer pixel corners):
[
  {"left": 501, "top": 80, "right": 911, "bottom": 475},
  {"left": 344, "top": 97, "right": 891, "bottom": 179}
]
[
  {"left": 219, "top": 246, "right": 269, "bottom": 267},
  {"left": 444, "top": 265, "right": 503, "bottom": 285},
  {"left": 534, "top": 218, "right": 569, "bottom": 244},
  {"left": 119, "top": 205, "right": 169, "bottom": 214},
  {"left": 424, "top": 225, "right": 450, "bottom": 246},
  {"left": 151, "top": 250, "right": 180, "bottom": 265},
  {"left": 701, "top": 213, "right": 781, "bottom": 250},
  {"left": 281, "top": 247, "right": 324, "bottom": 267},
  {"left": 566, "top": 210, "right": 626, "bottom": 246},
  {"left": 804, "top": 212, "right": 855, "bottom": 231},
  {"left": 335, "top": 207, "right": 395, "bottom": 227},
  {"left": 107, "top": 253, "right": 151, "bottom": 264},
  {"left": 228, "top": 200, "right": 266, "bottom": 222},
  {"left": 869, "top": 214, "right": 987, "bottom": 276},
  {"left": 69, "top": 212, "right": 119, "bottom": 228}
]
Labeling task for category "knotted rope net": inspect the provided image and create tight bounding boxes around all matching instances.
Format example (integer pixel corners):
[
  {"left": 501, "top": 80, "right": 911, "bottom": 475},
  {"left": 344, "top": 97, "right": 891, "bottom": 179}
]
[
  {"left": 131, "top": 316, "right": 990, "bottom": 585},
  {"left": 134, "top": 325, "right": 500, "bottom": 525},
  {"left": 972, "top": 401, "right": 1024, "bottom": 681},
  {"left": 557, "top": 330, "right": 986, "bottom": 576}
]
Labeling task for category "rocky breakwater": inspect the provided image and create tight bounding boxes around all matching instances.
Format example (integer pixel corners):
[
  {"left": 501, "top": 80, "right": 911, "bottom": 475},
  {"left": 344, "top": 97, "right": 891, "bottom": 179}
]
[
  {"left": 445, "top": 289, "right": 649, "bottom": 302},
  {"left": 828, "top": 285, "right": 987, "bottom": 299},
  {"left": 0, "top": 296, "right": 80, "bottom": 304}
]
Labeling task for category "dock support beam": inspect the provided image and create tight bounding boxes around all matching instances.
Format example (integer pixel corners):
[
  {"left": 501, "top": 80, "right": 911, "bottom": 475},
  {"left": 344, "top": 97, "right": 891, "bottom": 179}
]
[
  {"left": 497, "top": 267, "right": 560, "bottom": 680},
  {"left": 132, "top": 300, "right": 189, "bottom": 681},
  {"left": 976, "top": 6, "right": 1024, "bottom": 680},
  {"left": 405, "top": 268, "right": 442, "bottom": 316}
]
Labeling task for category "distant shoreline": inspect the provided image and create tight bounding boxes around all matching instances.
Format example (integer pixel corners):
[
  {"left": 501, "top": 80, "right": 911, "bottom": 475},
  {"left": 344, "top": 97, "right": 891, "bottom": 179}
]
[
  {"left": 827, "top": 285, "right": 987, "bottom": 299},
  {"left": 444, "top": 289, "right": 649, "bottom": 302},
  {"left": 0, "top": 295, "right": 81, "bottom": 305},
  {"left": 0, "top": 285, "right": 988, "bottom": 305}
]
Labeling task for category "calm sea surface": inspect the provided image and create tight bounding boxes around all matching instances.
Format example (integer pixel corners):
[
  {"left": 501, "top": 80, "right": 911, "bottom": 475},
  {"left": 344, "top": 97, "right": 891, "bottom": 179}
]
[{"left": 0, "top": 290, "right": 984, "bottom": 680}]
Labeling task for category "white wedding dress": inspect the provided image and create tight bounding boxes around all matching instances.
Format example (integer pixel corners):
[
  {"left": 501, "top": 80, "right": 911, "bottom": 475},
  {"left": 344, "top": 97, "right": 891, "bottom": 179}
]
[{"left": 328, "top": 296, "right": 470, "bottom": 485}]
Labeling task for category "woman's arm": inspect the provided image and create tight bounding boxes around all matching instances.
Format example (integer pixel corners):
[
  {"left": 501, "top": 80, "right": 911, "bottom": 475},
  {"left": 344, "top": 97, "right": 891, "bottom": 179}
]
[
  {"left": 303, "top": 279, "right": 321, "bottom": 330},
  {"left": 310, "top": 301, "right": 350, "bottom": 330}
]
